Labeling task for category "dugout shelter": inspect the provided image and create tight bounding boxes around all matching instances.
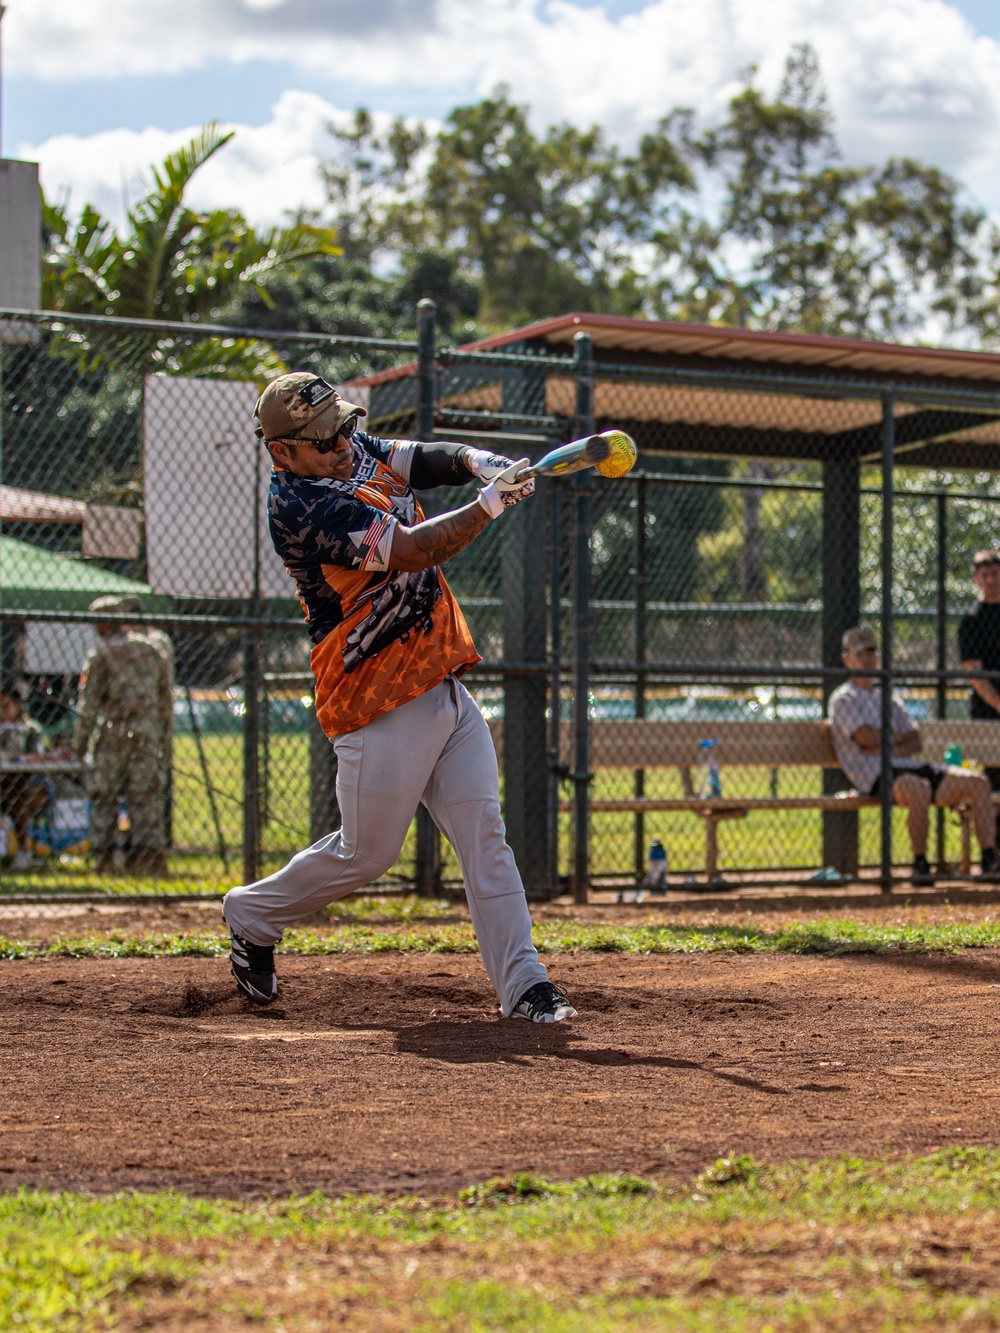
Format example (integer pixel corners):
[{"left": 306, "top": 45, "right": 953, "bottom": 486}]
[{"left": 353, "top": 309, "right": 1000, "bottom": 896}]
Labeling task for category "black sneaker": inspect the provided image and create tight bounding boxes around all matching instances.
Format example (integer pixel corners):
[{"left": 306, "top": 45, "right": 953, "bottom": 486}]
[
  {"left": 981, "top": 848, "right": 1000, "bottom": 881},
  {"left": 227, "top": 923, "right": 277, "bottom": 1004},
  {"left": 911, "top": 855, "right": 936, "bottom": 886},
  {"left": 510, "top": 981, "right": 577, "bottom": 1023}
]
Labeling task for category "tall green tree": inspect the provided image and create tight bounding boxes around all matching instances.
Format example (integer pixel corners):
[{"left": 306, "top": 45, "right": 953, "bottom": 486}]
[
  {"left": 313, "top": 56, "right": 989, "bottom": 345},
  {"left": 317, "top": 90, "right": 694, "bottom": 331},
  {"left": 413, "top": 89, "right": 694, "bottom": 326},
  {"left": 659, "top": 45, "right": 985, "bottom": 339}
]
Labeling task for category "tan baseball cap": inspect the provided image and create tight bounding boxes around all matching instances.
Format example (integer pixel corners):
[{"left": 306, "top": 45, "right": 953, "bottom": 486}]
[
  {"left": 842, "top": 626, "right": 878, "bottom": 653},
  {"left": 254, "top": 372, "right": 367, "bottom": 443}
]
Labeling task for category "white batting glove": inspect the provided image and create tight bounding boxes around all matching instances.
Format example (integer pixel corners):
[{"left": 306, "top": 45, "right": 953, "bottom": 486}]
[
  {"left": 476, "top": 458, "right": 535, "bottom": 519},
  {"left": 463, "top": 448, "right": 516, "bottom": 485}
]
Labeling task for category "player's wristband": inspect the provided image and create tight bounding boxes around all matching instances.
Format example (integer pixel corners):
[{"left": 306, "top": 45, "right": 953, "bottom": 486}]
[{"left": 476, "top": 482, "right": 503, "bottom": 520}]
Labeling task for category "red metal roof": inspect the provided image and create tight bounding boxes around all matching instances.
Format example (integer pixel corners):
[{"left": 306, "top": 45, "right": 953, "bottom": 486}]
[
  {"left": 354, "top": 312, "right": 1000, "bottom": 388},
  {"left": 0, "top": 486, "right": 85, "bottom": 523}
]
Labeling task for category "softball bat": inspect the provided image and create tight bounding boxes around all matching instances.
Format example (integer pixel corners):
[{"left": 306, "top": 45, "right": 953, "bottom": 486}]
[{"left": 516, "top": 430, "right": 637, "bottom": 481}]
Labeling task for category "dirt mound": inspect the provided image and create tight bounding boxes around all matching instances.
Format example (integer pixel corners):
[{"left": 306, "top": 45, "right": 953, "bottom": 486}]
[{"left": 3, "top": 949, "right": 1000, "bottom": 1198}]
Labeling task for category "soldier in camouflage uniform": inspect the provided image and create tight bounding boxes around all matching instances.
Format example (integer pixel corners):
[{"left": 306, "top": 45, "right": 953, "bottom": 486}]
[
  {"left": 73, "top": 596, "right": 173, "bottom": 875},
  {"left": 118, "top": 595, "right": 175, "bottom": 677}
]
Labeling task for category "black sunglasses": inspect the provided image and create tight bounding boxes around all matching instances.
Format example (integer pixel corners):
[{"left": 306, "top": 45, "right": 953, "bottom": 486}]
[{"left": 291, "top": 415, "right": 359, "bottom": 454}]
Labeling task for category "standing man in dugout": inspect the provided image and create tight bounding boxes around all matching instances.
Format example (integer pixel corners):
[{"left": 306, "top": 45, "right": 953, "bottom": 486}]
[
  {"left": 959, "top": 548, "right": 1000, "bottom": 843},
  {"left": 73, "top": 595, "right": 173, "bottom": 876},
  {"left": 222, "top": 372, "right": 577, "bottom": 1024},
  {"left": 829, "top": 626, "right": 1000, "bottom": 885}
]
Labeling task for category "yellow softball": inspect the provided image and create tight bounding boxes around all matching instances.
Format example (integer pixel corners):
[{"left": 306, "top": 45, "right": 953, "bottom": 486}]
[{"left": 595, "top": 429, "right": 637, "bottom": 478}]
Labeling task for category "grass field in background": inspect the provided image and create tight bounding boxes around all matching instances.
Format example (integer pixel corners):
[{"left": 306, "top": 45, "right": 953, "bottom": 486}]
[
  {"left": 174, "top": 736, "right": 959, "bottom": 883},
  {"left": 0, "top": 739, "right": 969, "bottom": 893},
  {"left": 8, "top": 1151, "right": 1000, "bottom": 1330}
]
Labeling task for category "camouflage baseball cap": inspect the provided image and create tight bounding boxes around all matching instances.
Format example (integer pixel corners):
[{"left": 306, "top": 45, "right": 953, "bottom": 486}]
[{"left": 254, "top": 373, "right": 367, "bottom": 443}]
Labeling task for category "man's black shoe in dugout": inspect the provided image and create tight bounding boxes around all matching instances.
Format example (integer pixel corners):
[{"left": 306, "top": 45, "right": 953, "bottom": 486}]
[
  {"left": 228, "top": 924, "right": 278, "bottom": 1005},
  {"left": 911, "top": 855, "right": 936, "bottom": 887}
]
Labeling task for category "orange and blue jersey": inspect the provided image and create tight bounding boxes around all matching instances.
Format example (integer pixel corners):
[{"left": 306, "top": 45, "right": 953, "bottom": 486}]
[{"left": 267, "top": 431, "right": 480, "bottom": 735}]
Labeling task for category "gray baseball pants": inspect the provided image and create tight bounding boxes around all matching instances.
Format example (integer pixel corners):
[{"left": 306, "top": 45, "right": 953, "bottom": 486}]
[{"left": 223, "top": 677, "right": 549, "bottom": 1016}]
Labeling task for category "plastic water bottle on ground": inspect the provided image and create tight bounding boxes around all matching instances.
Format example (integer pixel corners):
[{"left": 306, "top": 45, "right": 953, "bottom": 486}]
[
  {"left": 696, "top": 740, "right": 722, "bottom": 798},
  {"left": 113, "top": 798, "right": 131, "bottom": 868},
  {"left": 645, "top": 839, "right": 668, "bottom": 892}
]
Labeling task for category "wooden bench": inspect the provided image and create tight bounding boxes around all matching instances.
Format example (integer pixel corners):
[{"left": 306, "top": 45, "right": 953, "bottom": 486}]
[{"left": 553, "top": 719, "right": 1000, "bottom": 883}]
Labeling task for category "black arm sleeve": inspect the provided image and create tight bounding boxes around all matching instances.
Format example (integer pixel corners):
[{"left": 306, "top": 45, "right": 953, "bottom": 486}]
[{"left": 408, "top": 442, "right": 475, "bottom": 489}]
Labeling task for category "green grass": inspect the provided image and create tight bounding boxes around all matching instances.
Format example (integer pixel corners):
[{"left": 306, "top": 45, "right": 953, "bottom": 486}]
[
  {"left": 157, "top": 737, "right": 938, "bottom": 881},
  {"left": 9, "top": 1151, "right": 1000, "bottom": 1329},
  {"left": 1, "top": 744, "right": 972, "bottom": 894},
  {"left": 6, "top": 910, "right": 1000, "bottom": 960}
]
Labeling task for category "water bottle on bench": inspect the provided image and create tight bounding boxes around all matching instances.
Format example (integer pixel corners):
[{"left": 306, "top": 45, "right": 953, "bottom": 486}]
[{"left": 696, "top": 739, "right": 722, "bottom": 798}]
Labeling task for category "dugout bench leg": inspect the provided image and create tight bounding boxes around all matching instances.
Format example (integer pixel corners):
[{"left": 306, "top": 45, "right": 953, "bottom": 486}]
[{"left": 703, "top": 810, "right": 747, "bottom": 885}]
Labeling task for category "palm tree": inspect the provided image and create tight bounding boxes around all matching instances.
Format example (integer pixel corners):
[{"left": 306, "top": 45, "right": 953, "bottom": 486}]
[{"left": 41, "top": 123, "right": 339, "bottom": 377}]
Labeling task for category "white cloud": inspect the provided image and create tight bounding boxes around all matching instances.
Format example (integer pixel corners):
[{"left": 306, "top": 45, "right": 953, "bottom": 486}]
[
  {"left": 5, "top": 0, "right": 439, "bottom": 81},
  {"left": 26, "top": 92, "right": 341, "bottom": 229},
  {"left": 16, "top": 0, "right": 1000, "bottom": 219}
]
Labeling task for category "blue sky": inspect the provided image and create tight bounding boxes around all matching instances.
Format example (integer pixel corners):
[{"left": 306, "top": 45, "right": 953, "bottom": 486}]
[{"left": 10, "top": 0, "right": 1000, "bottom": 228}]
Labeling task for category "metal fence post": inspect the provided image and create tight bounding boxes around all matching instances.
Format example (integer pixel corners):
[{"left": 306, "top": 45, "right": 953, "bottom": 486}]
[
  {"left": 935, "top": 492, "right": 948, "bottom": 870},
  {"left": 501, "top": 362, "right": 552, "bottom": 898},
  {"left": 572, "top": 332, "right": 595, "bottom": 904},
  {"left": 414, "top": 297, "right": 442, "bottom": 896},
  {"left": 633, "top": 474, "right": 647, "bottom": 884},
  {"left": 880, "top": 393, "right": 895, "bottom": 892},
  {"left": 548, "top": 475, "right": 563, "bottom": 892},
  {"left": 242, "top": 434, "right": 263, "bottom": 885},
  {"left": 821, "top": 456, "right": 861, "bottom": 875},
  {"left": 242, "top": 632, "right": 261, "bottom": 884}
]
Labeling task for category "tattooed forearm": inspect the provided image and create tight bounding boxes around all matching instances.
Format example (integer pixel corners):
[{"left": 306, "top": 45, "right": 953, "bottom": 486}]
[{"left": 391, "top": 500, "right": 492, "bottom": 571}]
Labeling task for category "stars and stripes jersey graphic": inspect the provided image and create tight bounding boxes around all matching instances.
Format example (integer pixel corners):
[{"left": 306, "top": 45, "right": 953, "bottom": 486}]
[{"left": 267, "top": 430, "right": 480, "bottom": 736}]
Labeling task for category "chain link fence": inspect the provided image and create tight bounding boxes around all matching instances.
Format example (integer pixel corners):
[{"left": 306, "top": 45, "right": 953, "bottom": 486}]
[
  {"left": 562, "top": 362, "right": 1000, "bottom": 892},
  {"left": 3, "top": 305, "right": 1000, "bottom": 896},
  {"left": 0, "top": 310, "right": 426, "bottom": 892}
]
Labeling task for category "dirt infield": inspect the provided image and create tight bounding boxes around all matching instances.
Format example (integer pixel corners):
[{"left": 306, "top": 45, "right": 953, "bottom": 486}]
[{"left": 5, "top": 941, "right": 1000, "bottom": 1198}]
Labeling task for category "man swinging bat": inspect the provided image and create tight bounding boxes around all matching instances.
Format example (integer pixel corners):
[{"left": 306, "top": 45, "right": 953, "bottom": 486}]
[{"left": 222, "top": 372, "right": 579, "bottom": 1022}]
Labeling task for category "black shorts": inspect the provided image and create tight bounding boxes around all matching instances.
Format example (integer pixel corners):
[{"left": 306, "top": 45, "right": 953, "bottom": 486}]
[{"left": 869, "top": 763, "right": 948, "bottom": 800}]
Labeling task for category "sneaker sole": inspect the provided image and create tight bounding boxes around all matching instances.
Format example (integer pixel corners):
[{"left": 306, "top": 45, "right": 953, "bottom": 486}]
[
  {"left": 231, "top": 963, "right": 278, "bottom": 1005},
  {"left": 511, "top": 1004, "right": 578, "bottom": 1023}
]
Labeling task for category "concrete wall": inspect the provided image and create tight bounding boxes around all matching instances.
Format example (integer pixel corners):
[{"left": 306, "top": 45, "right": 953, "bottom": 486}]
[{"left": 0, "top": 159, "right": 40, "bottom": 320}]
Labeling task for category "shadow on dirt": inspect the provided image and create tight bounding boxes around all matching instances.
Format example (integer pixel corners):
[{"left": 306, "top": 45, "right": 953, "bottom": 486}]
[{"left": 826, "top": 950, "right": 1000, "bottom": 986}]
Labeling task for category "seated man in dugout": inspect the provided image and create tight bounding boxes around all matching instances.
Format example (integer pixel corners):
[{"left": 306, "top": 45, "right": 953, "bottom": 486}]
[
  {"left": 958, "top": 548, "right": 1000, "bottom": 844},
  {"left": 829, "top": 626, "right": 1000, "bottom": 886}
]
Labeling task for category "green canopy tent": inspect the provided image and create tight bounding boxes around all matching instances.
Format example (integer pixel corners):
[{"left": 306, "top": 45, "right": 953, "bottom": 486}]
[
  {"left": 0, "top": 534, "right": 171, "bottom": 614},
  {"left": 0, "top": 535, "right": 230, "bottom": 869}
]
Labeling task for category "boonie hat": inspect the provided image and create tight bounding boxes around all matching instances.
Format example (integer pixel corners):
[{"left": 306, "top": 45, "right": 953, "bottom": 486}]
[
  {"left": 842, "top": 626, "right": 877, "bottom": 653},
  {"left": 89, "top": 595, "right": 128, "bottom": 615},
  {"left": 254, "top": 373, "right": 367, "bottom": 443}
]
